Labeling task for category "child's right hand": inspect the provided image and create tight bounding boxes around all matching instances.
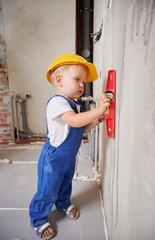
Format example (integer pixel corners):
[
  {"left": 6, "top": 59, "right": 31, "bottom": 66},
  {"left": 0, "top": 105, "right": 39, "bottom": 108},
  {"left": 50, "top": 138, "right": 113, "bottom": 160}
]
[{"left": 97, "top": 93, "right": 111, "bottom": 114}]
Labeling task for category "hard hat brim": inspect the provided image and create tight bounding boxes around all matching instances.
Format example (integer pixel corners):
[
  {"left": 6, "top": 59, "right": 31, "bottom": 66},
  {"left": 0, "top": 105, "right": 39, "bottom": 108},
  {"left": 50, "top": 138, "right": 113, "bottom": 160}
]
[{"left": 46, "top": 54, "right": 98, "bottom": 84}]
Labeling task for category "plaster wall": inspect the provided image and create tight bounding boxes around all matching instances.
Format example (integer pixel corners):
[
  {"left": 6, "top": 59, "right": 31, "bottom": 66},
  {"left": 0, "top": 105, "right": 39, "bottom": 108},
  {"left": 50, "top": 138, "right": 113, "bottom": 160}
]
[
  {"left": 93, "top": 0, "right": 155, "bottom": 239},
  {"left": 1, "top": 0, "right": 75, "bottom": 134}
]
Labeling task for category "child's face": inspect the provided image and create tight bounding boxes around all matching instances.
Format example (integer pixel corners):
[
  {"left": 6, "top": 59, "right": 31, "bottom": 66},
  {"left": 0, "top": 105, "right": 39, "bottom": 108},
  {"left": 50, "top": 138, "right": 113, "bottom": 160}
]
[{"left": 58, "top": 65, "right": 87, "bottom": 100}]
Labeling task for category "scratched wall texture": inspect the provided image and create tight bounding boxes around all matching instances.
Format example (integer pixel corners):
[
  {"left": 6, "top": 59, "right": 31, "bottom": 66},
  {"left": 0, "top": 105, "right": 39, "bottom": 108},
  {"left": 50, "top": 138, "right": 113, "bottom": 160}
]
[{"left": 94, "top": 0, "right": 155, "bottom": 240}]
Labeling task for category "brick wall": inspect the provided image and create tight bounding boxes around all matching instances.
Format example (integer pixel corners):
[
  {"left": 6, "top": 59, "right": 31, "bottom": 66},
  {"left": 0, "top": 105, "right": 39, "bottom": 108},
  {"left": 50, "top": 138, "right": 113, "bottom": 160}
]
[{"left": 0, "top": 2, "right": 12, "bottom": 142}]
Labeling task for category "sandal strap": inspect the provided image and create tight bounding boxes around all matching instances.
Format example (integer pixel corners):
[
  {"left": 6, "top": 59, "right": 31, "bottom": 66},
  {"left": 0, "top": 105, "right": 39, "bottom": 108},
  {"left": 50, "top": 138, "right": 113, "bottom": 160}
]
[
  {"left": 34, "top": 222, "right": 50, "bottom": 236},
  {"left": 65, "top": 204, "right": 75, "bottom": 216}
]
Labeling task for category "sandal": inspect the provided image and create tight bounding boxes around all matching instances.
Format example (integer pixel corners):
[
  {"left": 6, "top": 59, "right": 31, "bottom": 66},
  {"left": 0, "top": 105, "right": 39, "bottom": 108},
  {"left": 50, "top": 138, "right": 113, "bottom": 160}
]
[
  {"left": 63, "top": 204, "right": 80, "bottom": 220},
  {"left": 33, "top": 222, "right": 55, "bottom": 239}
]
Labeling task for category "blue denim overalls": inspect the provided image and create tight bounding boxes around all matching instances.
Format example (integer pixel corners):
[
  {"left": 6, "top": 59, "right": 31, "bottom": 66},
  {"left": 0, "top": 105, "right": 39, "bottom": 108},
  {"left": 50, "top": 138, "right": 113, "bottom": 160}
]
[{"left": 29, "top": 95, "right": 85, "bottom": 227}]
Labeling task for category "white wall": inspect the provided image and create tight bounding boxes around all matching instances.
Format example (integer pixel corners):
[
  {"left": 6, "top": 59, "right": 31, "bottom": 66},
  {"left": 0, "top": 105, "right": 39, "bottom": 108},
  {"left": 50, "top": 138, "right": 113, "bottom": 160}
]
[
  {"left": 2, "top": 0, "right": 75, "bottom": 134},
  {"left": 94, "top": 0, "right": 155, "bottom": 239}
]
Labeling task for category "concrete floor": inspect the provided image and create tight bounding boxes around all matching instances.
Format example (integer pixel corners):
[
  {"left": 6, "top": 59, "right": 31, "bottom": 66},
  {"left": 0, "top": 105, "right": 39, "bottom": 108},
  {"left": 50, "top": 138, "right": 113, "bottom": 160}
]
[{"left": 0, "top": 140, "right": 106, "bottom": 240}]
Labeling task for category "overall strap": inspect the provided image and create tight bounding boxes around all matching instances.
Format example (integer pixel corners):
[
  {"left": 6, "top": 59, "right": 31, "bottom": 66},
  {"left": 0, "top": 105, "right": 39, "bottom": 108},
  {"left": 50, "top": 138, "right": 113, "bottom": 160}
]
[
  {"left": 53, "top": 94, "right": 83, "bottom": 113},
  {"left": 46, "top": 94, "right": 83, "bottom": 137}
]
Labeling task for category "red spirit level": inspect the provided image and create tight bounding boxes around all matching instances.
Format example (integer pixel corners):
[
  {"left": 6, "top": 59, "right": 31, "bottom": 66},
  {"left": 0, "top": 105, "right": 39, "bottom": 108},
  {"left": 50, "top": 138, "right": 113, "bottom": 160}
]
[{"left": 104, "top": 70, "right": 116, "bottom": 138}]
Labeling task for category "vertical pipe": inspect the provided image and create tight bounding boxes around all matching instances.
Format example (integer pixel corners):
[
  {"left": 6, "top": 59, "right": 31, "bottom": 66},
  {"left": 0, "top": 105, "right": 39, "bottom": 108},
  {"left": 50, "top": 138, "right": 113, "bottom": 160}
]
[
  {"left": 10, "top": 97, "right": 15, "bottom": 142},
  {"left": 14, "top": 98, "right": 20, "bottom": 141},
  {"left": 90, "top": 102, "right": 96, "bottom": 164},
  {"left": 95, "top": 124, "right": 99, "bottom": 172},
  {"left": 82, "top": 0, "right": 93, "bottom": 110},
  {"left": 82, "top": 0, "right": 91, "bottom": 62},
  {"left": 20, "top": 100, "right": 29, "bottom": 134}
]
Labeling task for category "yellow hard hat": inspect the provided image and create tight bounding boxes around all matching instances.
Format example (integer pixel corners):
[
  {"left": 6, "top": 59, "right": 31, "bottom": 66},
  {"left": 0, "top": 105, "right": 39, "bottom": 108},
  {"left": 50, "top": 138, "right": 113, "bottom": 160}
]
[{"left": 46, "top": 53, "right": 98, "bottom": 83}]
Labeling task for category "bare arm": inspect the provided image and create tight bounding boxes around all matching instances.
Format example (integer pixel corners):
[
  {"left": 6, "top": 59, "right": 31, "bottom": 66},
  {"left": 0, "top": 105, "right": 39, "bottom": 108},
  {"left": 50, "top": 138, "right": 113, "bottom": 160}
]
[
  {"left": 84, "top": 115, "right": 105, "bottom": 132},
  {"left": 59, "top": 93, "right": 110, "bottom": 128}
]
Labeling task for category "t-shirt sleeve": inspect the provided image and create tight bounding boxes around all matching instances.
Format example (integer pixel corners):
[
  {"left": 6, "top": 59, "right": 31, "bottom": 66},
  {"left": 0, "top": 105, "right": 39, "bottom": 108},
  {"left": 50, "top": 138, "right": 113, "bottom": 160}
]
[{"left": 47, "top": 97, "right": 73, "bottom": 120}]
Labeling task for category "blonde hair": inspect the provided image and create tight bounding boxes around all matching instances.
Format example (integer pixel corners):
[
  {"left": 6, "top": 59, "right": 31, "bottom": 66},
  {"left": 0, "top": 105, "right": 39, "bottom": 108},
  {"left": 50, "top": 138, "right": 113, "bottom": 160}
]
[{"left": 50, "top": 64, "right": 89, "bottom": 85}]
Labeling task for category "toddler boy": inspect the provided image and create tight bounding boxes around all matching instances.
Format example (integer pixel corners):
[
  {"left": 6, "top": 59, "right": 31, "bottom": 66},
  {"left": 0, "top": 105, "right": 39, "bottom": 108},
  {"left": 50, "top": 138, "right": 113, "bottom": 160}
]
[{"left": 29, "top": 53, "right": 111, "bottom": 239}]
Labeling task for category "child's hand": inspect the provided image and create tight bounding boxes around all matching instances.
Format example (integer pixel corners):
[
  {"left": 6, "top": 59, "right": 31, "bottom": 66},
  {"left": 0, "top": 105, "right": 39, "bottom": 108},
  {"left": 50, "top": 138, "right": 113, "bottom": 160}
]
[
  {"left": 97, "top": 93, "right": 111, "bottom": 114},
  {"left": 98, "top": 115, "right": 105, "bottom": 123}
]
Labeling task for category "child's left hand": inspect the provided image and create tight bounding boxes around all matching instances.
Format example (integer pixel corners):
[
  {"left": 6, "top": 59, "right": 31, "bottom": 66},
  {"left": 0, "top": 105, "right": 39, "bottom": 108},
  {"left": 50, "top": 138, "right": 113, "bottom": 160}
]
[
  {"left": 98, "top": 115, "right": 105, "bottom": 123},
  {"left": 84, "top": 115, "right": 105, "bottom": 132}
]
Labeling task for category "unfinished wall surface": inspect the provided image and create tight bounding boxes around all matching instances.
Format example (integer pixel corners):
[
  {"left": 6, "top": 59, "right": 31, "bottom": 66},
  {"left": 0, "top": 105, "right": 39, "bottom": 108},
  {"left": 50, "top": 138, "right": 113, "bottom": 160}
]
[
  {"left": 0, "top": 0, "right": 12, "bottom": 141},
  {"left": 93, "top": 0, "right": 155, "bottom": 240},
  {"left": 1, "top": 0, "right": 75, "bottom": 137}
]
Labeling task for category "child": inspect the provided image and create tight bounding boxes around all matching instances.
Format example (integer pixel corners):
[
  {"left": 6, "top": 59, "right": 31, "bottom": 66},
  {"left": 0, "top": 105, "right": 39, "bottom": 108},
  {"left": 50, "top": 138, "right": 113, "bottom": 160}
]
[{"left": 29, "top": 53, "right": 111, "bottom": 239}]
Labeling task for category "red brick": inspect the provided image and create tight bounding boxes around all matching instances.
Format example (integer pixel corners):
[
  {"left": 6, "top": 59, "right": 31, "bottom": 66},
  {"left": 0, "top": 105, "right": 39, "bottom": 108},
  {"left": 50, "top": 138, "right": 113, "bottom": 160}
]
[
  {"left": 3, "top": 128, "right": 11, "bottom": 133},
  {"left": 0, "top": 133, "right": 11, "bottom": 138},
  {"left": 0, "top": 123, "right": 10, "bottom": 128},
  {"left": 0, "top": 80, "right": 8, "bottom": 86},
  {"left": 0, "top": 63, "right": 6, "bottom": 69},
  {"left": 0, "top": 70, "right": 7, "bottom": 74},
  {"left": 0, "top": 108, "right": 8, "bottom": 112},
  {"left": 0, "top": 112, "right": 10, "bottom": 117},
  {"left": 0, "top": 74, "right": 8, "bottom": 80},
  {"left": 0, "top": 118, "right": 6, "bottom": 123},
  {"left": 0, "top": 102, "right": 7, "bottom": 107},
  {"left": 0, "top": 92, "right": 7, "bottom": 96}
]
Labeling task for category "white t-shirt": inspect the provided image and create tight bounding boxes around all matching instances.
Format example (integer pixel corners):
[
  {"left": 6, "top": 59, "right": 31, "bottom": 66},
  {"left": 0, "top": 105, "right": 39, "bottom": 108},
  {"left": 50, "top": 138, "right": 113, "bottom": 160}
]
[{"left": 46, "top": 96, "right": 81, "bottom": 147}]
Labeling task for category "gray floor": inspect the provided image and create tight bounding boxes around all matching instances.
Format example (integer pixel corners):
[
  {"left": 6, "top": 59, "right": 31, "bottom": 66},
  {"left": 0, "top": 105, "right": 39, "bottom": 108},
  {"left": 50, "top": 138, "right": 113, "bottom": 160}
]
[{"left": 0, "top": 140, "right": 106, "bottom": 240}]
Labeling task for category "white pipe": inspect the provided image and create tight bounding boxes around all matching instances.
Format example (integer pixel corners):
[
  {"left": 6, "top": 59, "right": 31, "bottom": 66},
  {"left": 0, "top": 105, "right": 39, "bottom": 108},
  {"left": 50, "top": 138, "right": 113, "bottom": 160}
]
[
  {"left": 15, "top": 96, "right": 46, "bottom": 139},
  {"left": 80, "top": 97, "right": 100, "bottom": 174},
  {"left": 10, "top": 96, "right": 15, "bottom": 142},
  {"left": 79, "top": 96, "right": 98, "bottom": 102},
  {"left": 10, "top": 95, "right": 20, "bottom": 141},
  {"left": 94, "top": 124, "right": 99, "bottom": 173},
  {"left": 13, "top": 97, "right": 20, "bottom": 141},
  {"left": 98, "top": 182, "right": 109, "bottom": 240}
]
